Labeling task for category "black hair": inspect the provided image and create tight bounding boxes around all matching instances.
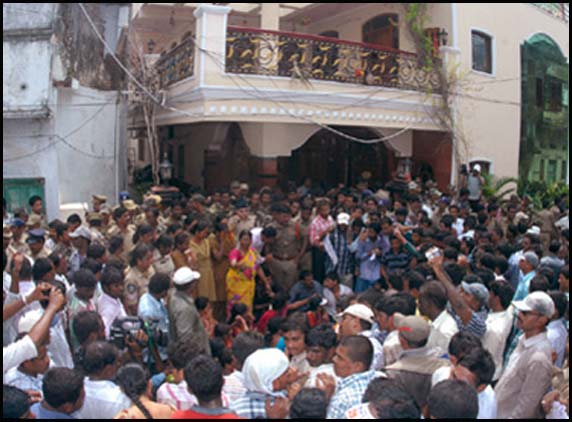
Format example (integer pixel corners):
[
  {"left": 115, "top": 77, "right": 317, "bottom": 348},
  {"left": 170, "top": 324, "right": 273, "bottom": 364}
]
[
  {"left": 473, "top": 269, "right": 495, "bottom": 289},
  {"left": 489, "top": 279, "right": 515, "bottom": 309},
  {"left": 290, "top": 388, "right": 329, "bottom": 419},
  {"left": 443, "top": 263, "right": 466, "bottom": 286},
  {"left": 444, "top": 247, "right": 459, "bottom": 261},
  {"left": 440, "top": 215, "right": 454, "bottom": 229},
  {"left": 548, "top": 240, "right": 561, "bottom": 254},
  {"left": 129, "top": 243, "right": 153, "bottom": 268},
  {"left": 54, "top": 221, "right": 70, "bottom": 238},
  {"left": 80, "top": 258, "right": 103, "bottom": 276},
  {"left": 108, "top": 235, "right": 124, "bottom": 254},
  {"left": 494, "top": 255, "right": 509, "bottom": 274},
  {"left": 72, "top": 311, "right": 103, "bottom": 346},
  {"left": 264, "top": 316, "right": 285, "bottom": 347},
  {"left": 232, "top": 331, "right": 264, "bottom": 368},
  {"left": 261, "top": 226, "right": 277, "bottom": 238},
  {"left": 82, "top": 341, "right": 119, "bottom": 375},
  {"left": 448, "top": 331, "right": 481, "bottom": 359},
  {"left": 195, "top": 296, "right": 209, "bottom": 312},
  {"left": 530, "top": 274, "right": 550, "bottom": 293},
  {"left": 133, "top": 225, "right": 155, "bottom": 246},
  {"left": 67, "top": 213, "right": 82, "bottom": 225},
  {"left": 375, "top": 293, "right": 414, "bottom": 316},
  {"left": 72, "top": 268, "right": 97, "bottom": 289},
  {"left": 214, "top": 323, "right": 232, "bottom": 338},
  {"left": 387, "top": 274, "right": 404, "bottom": 291},
  {"left": 116, "top": 364, "right": 153, "bottom": 420},
  {"left": 184, "top": 355, "right": 224, "bottom": 403},
  {"left": 100, "top": 266, "right": 124, "bottom": 288},
  {"left": 238, "top": 229, "right": 253, "bottom": 241},
  {"left": 42, "top": 367, "right": 84, "bottom": 409},
  {"left": 324, "top": 272, "right": 340, "bottom": 283},
  {"left": 87, "top": 243, "right": 106, "bottom": 261},
  {"left": 3, "top": 385, "right": 31, "bottom": 418},
  {"left": 305, "top": 324, "right": 337, "bottom": 349},
  {"left": 153, "top": 235, "right": 174, "bottom": 253},
  {"left": 420, "top": 281, "right": 448, "bottom": 310},
  {"left": 148, "top": 272, "right": 171, "bottom": 296},
  {"left": 548, "top": 290, "right": 568, "bottom": 320},
  {"left": 29, "top": 195, "right": 42, "bottom": 208},
  {"left": 428, "top": 380, "right": 479, "bottom": 419},
  {"left": 457, "top": 347, "right": 495, "bottom": 387},
  {"left": 368, "top": 222, "right": 382, "bottom": 234},
  {"left": 11, "top": 255, "right": 33, "bottom": 280},
  {"left": 32, "top": 258, "right": 53, "bottom": 282},
  {"left": 395, "top": 207, "right": 408, "bottom": 217},
  {"left": 228, "top": 303, "right": 248, "bottom": 325},
  {"left": 357, "top": 288, "right": 385, "bottom": 310},
  {"left": 404, "top": 270, "right": 425, "bottom": 291},
  {"left": 106, "top": 257, "right": 126, "bottom": 274},
  {"left": 271, "top": 291, "right": 289, "bottom": 311},
  {"left": 283, "top": 316, "right": 309, "bottom": 335},
  {"left": 369, "top": 382, "right": 420, "bottom": 419},
  {"left": 339, "top": 335, "right": 373, "bottom": 370},
  {"left": 190, "top": 220, "right": 210, "bottom": 235},
  {"left": 166, "top": 339, "right": 204, "bottom": 370},
  {"left": 166, "top": 224, "right": 182, "bottom": 236},
  {"left": 113, "top": 207, "right": 128, "bottom": 221}
]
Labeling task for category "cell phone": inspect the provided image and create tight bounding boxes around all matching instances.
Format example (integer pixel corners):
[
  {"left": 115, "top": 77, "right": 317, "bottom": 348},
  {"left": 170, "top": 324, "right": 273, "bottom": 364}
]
[{"left": 425, "top": 247, "right": 442, "bottom": 261}]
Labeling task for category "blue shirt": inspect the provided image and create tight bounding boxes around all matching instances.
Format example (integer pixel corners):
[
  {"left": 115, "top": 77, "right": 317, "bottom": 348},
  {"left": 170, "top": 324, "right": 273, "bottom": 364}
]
[
  {"left": 289, "top": 281, "right": 324, "bottom": 312},
  {"left": 513, "top": 270, "right": 536, "bottom": 302},
  {"left": 31, "top": 402, "right": 74, "bottom": 419},
  {"left": 327, "top": 370, "right": 379, "bottom": 419},
  {"left": 356, "top": 237, "right": 385, "bottom": 281}
]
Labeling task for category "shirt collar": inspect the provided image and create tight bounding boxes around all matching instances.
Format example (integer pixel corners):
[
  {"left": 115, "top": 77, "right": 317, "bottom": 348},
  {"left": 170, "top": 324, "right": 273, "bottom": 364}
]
[
  {"left": 339, "top": 370, "right": 374, "bottom": 388},
  {"left": 520, "top": 331, "right": 548, "bottom": 349}
]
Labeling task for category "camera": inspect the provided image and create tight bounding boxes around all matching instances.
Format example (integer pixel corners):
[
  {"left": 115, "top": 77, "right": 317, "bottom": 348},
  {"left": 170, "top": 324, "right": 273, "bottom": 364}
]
[
  {"left": 109, "top": 317, "right": 169, "bottom": 350},
  {"left": 425, "top": 247, "right": 442, "bottom": 261}
]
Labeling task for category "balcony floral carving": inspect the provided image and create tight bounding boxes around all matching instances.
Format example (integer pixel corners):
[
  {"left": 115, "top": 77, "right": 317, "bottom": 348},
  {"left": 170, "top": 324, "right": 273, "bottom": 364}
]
[
  {"left": 226, "top": 26, "right": 442, "bottom": 93},
  {"left": 156, "top": 37, "right": 195, "bottom": 87}
]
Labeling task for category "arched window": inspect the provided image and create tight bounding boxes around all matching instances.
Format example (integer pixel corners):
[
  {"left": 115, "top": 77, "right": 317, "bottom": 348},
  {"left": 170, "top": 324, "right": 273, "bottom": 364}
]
[{"left": 362, "top": 14, "right": 399, "bottom": 49}]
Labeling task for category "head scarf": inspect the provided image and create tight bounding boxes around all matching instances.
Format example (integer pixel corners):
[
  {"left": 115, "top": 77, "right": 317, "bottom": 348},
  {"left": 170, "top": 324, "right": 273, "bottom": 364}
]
[{"left": 242, "top": 348, "right": 289, "bottom": 396}]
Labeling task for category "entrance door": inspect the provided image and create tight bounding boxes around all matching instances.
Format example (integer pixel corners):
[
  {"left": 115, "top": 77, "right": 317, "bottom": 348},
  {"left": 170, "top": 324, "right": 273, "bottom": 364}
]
[
  {"left": 363, "top": 14, "right": 399, "bottom": 49},
  {"left": 3, "top": 178, "right": 46, "bottom": 214}
]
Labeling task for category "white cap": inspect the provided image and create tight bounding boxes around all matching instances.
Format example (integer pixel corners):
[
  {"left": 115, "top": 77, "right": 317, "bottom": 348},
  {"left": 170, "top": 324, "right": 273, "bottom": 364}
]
[
  {"left": 70, "top": 226, "right": 92, "bottom": 242},
  {"left": 526, "top": 226, "right": 541, "bottom": 236},
  {"left": 513, "top": 291, "right": 555, "bottom": 318},
  {"left": 337, "top": 213, "right": 350, "bottom": 226},
  {"left": 338, "top": 304, "right": 375, "bottom": 324},
  {"left": 473, "top": 164, "right": 482, "bottom": 173},
  {"left": 173, "top": 267, "right": 201, "bottom": 286},
  {"left": 18, "top": 309, "right": 44, "bottom": 334}
]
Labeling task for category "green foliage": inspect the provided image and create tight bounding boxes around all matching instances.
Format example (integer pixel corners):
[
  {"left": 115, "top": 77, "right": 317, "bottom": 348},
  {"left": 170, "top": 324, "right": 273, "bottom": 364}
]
[
  {"left": 404, "top": 3, "right": 435, "bottom": 69},
  {"left": 481, "top": 174, "right": 518, "bottom": 201},
  {"left": 518, "top": 180, "right": 569, "bottom": 210}
]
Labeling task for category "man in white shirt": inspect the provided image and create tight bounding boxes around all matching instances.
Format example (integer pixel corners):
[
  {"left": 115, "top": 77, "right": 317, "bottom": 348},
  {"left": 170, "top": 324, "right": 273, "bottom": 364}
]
[
  {"left": 450, "top": 347, "right": 498, "bottom": 419},
  {"left": 546, "top": 291, "right": 568, "bottom": 368},
  {"left": 419, "top": 281, "right": 458, "bottom": 357},
  {"left": 4, "top": 338, "right": 49, "bottom": 393},
  {"left": 304, "top": 324, "right": 339, "bottom": 388},
  {"left": 322, "top": 272, "right": 352, "bottom": 319},
  {"left": 97, "top": 267, "right": 127, "bottom": 338},
  {"left": 482, "top": 279, "right": 515, "bottom": 381},
  {"left": 74, "top": 341, "right": 131, "bottom": 419},
  {"left": 223, "top": 331, "right": 264, "bottom": 402}
]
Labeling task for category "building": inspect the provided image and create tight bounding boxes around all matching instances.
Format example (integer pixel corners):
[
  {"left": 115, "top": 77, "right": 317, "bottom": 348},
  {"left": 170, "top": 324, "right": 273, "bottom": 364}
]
[
  {"left": 3, "top": 3, "right": 130, "bottom": 219},
  {"left": 127, "top": 3, "right": 568, "bottom": 194}
]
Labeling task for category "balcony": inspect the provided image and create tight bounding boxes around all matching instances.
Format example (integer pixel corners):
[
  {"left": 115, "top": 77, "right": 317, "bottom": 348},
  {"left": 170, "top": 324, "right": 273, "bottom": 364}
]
[
  {"left": 154, "top": 26, "right": 442, "bottom": 94},
  {"left": 225, "top": 27, "right": 442, "bottom": 94},
  {"left": 530, "top": 3, "right": 569, "bottom": 23}
]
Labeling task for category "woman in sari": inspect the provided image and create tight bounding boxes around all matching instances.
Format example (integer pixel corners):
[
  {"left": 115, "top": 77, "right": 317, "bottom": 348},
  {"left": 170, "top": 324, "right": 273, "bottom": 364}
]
[
  {"left": 208, "top": 217, "right": 235, "bottom": 322},
  {"left": 189, "top": 220, "right": 217, "bottom": 301},
  {"left": 226, "top": 230, "right": 269, "bottom": 316}
]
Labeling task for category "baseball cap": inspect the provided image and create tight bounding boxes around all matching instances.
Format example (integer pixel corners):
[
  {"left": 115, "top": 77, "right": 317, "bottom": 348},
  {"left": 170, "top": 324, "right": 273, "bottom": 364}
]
[
  {"left": 461, "top": 281, "right": 489, "bottom": 307},
  {"left": 521, "top": 251, "right": 539, "bottom": 269},
  {"left": 338, "top": 304, "right": 374, "bottom": 324},
  {"left": 337, "top": 213, "right": 350, "bottom": 226},
  {"left": 526, "top": 226, "right": 541, "bottom": 236},
  {"left": 69, "top": 226, "right": 92, "bottom": 242},
  {"left": 394, "top": 313, "right": 431, "bottom": 343},
  {"left": 472, "top": 164, "right": 481, "bottom": 173},
  {"left": 513, "top": 291, "right": 555, "bottom": 318},
  {"left": 173, "top": 267, "right": 201, "bottom": 286}
]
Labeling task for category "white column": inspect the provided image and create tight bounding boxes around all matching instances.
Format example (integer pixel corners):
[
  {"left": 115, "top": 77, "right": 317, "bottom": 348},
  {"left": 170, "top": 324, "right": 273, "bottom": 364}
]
[{"left": 193, "top": 4, "right": 231, "bottom": 85}]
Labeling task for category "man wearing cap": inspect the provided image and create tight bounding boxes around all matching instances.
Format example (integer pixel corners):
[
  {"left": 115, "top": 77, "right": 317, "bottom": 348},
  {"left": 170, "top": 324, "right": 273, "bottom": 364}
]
[
  {"left": 338, "top": 304, "right": 384, "bottom": 371},
  {"left": 324, "top": 213, "right": 352, "bottom": 282},
  {"left": 495, "top": 291, "right": 555, "bottom": 419},
  {"left": 26, "top": 229, "right": 51, "bottom": 264},
  {"left": 266, "top": 204, "right": 307, "bottom": 292},
  {"left": 464, "top": 164, "right": 484, "bottom": 212},
  {"left": 430, "top": 257, "right": 489, "bottom": 338},
  {"left": 385, "top": 313, "right": 450, "bottom": 409},
  {"left": 10, "top": 219, "right": 30, "bottom": 256},
  {"left": 69, "top": 226, "right": 92, "bottom": 274},
  {"left": 228, "top": 200, "right": 257, "bottom": 239},
  {"left": 92, "top": 195, "right": 107, "bottom": 213},
  {"left": 513, "top": 251, "right": 539, "bottom": 301},
  {"left": 168, "top": 267, "right": 210, "bottom": 355}
]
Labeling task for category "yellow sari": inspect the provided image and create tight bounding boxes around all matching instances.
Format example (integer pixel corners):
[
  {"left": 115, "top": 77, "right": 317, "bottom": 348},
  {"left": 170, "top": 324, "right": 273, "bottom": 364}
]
[{"left": 226, "top": 247, "right": 257, "bottom": 315}]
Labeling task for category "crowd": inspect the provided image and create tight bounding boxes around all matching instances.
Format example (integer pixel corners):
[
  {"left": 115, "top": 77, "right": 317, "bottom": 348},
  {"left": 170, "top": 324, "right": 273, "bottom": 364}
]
[{"left": 2, "top": 166, "right": 569, "bottom": 419}]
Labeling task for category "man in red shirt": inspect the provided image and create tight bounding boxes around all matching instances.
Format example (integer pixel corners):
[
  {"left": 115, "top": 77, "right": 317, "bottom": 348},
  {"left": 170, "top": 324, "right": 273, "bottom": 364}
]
[{"left": 172, "top": 355, "right": 242, "bottom": 419}]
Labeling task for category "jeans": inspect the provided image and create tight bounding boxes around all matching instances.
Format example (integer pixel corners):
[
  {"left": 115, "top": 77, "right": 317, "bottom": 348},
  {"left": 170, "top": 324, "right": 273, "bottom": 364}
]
[{"left": 355, "top": 277, "right": 376, "bottom": 293}]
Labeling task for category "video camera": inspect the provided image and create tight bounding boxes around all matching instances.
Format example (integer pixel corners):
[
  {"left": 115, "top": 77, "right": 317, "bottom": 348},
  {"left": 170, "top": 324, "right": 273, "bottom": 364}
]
[{"left": 109, "top": 317, "right": 169, "bottom": 350}]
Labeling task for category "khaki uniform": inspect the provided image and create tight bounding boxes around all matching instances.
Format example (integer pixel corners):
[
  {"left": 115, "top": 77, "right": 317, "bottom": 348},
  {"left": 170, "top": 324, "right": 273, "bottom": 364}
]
[
  {"left": 11, "top": 237, "right": 30, "bottom": 256},
  {"left": 297, "top": 218, "right": 312, "bottom": 272},
  {"left": 537, "top": 209, "right": 557, "bottom": 248},
  {"left": 29, "top": 246, "right": 51, "bottom": 264},
  {"left": 255, "top": 207, "right": 273, "bottom": 228},
  {"left": 124, "top": 265, "right": 156, "bottom": 309},
  {"left": 90, "top": 228, "right": 107, "bottom": 246},
  {"left": 267, "top": 221, "right": 303, "bottom": 292},
  {"left": 229, "top": 214, "right": 257, "bottom": 239},
  {"left": 106, "top": 224, "right": 136, "bottom": 262}
]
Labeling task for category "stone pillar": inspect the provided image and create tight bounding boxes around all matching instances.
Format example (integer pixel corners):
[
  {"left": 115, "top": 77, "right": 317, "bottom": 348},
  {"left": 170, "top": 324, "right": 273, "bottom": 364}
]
[{"left": 194, "top": 4, "right": 231, "bottom": 85}]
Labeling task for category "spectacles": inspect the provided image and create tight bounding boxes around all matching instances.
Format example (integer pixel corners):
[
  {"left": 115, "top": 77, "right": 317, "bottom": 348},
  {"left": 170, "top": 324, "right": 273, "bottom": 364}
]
[{"left": 520, "top": 310, "right": 541, "bottom": 317}]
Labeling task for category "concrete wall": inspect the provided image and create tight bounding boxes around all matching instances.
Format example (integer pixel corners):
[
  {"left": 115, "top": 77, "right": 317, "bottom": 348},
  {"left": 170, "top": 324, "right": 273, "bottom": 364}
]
[{"left": 453, "top": 3, "right": 569, "bottom": 179}]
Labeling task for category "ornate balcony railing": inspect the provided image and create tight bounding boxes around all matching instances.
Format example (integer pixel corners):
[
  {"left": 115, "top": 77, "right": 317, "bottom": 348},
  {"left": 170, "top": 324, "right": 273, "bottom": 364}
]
[
  {"left": 156, "top": 37, "right": 195, "bottom": 87},
  {"left": 226, "top": 26, "right": 442, "bottom": 94}
]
